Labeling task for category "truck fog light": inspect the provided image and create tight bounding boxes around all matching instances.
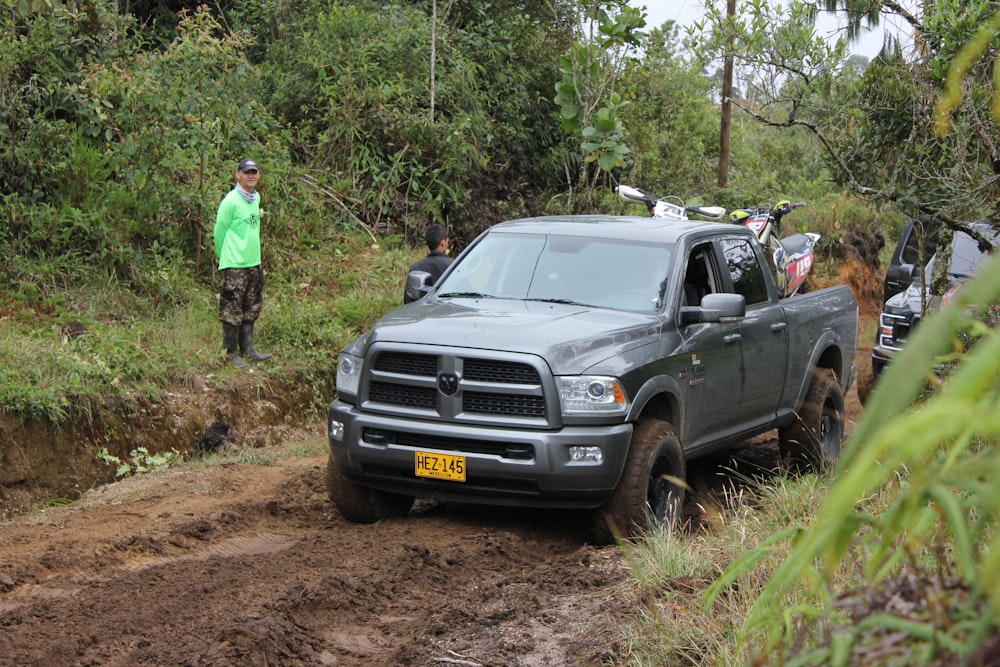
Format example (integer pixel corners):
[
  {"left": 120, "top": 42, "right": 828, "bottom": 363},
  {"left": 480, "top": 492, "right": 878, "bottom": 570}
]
[
  {"left": 329, "top": 420, "right": 345, "bottom": 441},
  {"left": 569, "top": 446, "right": 603, "bottom": 463}
]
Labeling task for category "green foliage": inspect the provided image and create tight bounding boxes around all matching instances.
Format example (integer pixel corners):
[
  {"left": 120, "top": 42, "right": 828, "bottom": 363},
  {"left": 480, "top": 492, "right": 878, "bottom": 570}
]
[
  {"left": 92, "top": 7, "right": 284, "bottom": 280},
  {"left": 0, "top": 1, "right": 137, "bottom": 200},
  {"left": 554, "top": 2, "right": 645, "bottom": 196},
  {"left": 96, "top": 446, "right": 182, "bottom": 478},
  {"left": 933, "top": 8, "right": 1000, "bottom": 135},
  {"left": 580, "top": 94, "right": 631, "bottom": 171},
  {"left": 619, "top": 21, "right": 719, "bottom": 196},
  {"left": 0, "top": 4, "right": 292, "bottom": 285},
  {"left": 0, "top": 223, "right": 406, "bottom": 423},
  {"left": 14, "top": 0, "right": 64, "bottom": 17},
  {"left": 257, "top": 0, "right": 563, "bottom": 240}
]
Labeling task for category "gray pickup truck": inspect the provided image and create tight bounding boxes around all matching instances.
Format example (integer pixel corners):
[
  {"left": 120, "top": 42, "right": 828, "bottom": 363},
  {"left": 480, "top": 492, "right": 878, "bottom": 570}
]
[{"left": 327, "top": 214, "right": 858, "bottom": 541}]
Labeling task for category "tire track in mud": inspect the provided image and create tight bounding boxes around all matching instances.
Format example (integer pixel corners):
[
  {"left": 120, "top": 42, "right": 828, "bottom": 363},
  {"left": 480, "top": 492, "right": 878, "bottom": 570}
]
[{"left": 123, "top": 532, "right": 302, "bottom": 571}]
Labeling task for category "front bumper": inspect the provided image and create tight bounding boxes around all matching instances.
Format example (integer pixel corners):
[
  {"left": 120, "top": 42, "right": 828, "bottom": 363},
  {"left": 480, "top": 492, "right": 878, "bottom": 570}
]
[
  {"left": 328, "top": 400, "right": 633, "bottom": 509},
  {"left": 872, "top": 345, "right": 896, "bottom": 378}
]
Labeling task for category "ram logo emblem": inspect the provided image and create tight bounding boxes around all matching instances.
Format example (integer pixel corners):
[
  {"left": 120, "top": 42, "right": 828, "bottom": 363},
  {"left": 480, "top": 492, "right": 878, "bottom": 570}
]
[{"left": 438, "top": 373, "right": 459, "bottom": 396}]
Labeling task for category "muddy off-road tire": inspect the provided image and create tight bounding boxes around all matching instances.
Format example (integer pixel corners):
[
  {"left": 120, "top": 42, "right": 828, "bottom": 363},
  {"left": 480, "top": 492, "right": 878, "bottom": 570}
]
[
  {"left": 326, "top": 453, "right": 414, "bottom": 523},
  {"left": 592, "top": 418, "right": 686, "bottom": 544},
  {"left": 779, "top": 368, "right": 845, "bottom": 473}
]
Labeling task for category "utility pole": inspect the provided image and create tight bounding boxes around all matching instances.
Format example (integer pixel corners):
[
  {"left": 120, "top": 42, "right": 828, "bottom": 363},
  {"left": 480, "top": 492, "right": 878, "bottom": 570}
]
[
  {"left": 718, "top": 0, "right": 735, "bottom": 187},
  {"left": 430, "top": 0, "right": 437, "bottom": 123}
]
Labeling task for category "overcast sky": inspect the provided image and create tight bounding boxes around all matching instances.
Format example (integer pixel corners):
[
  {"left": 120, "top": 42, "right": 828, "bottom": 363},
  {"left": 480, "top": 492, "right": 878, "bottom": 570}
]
[{"left": 632, "top": 0, "right": 905, "bottom": 60}]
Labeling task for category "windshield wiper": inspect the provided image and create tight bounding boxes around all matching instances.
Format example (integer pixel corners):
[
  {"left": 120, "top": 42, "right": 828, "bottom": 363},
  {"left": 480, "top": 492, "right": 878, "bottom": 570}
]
[
  {"left": 524, "top": 297, "right": 591, "bottom": 307},
  {"left": 438, "top": 291, "right": 493, "bottom": 299}
]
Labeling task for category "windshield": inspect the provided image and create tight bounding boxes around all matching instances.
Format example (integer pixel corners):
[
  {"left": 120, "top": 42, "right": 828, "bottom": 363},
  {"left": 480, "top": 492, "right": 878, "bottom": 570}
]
[
  {"left": 920, "top": 228, "right": 997, "bottom": 281},
  {"left": 948, "top": 230, "right": 997, "bottom": 277},
  {"left": 436, "top": 232, "right": 673, "bottom": 312}
]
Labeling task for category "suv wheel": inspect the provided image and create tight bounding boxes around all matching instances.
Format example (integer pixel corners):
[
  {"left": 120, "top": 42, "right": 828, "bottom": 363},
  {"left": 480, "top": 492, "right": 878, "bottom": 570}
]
[
  {"left": 592, "top": 418, "right": 686, "bottom": 544},
  {"left": 326, "top": 454, "right": 415, "bottom": 523},
  {"left": 779, "top": 368, "right": 845, "bottom": 472}
]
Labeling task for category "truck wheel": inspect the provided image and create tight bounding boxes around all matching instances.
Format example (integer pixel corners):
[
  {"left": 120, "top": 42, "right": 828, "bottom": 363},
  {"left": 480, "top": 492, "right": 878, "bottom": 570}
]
[
  {"left": 779, "top": 368, "right": 845, "bottom": 472},
  {"left": 326, "top": 454, "right": 414, "bottom": 523},
  {"left": 592, "top": 418, "right": 686, "bottom": 544}
]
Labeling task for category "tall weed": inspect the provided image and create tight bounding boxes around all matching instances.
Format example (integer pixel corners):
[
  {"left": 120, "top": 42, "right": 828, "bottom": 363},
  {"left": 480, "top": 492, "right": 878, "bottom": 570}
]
[{"left": 707, "top": 254, "right": 1000, "bottom": 664}]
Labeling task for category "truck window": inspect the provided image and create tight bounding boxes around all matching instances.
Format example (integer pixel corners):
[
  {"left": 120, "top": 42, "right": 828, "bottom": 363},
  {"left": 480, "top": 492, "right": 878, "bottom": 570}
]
[
  {"left": 721, "top": 238, "right": 769, "bottom": 305},
  {"left": 900, "top": 221, "right": 941, "bottom": 266},
  {"left": 683, "top": 244, "right": 718, "bottom": 306}
]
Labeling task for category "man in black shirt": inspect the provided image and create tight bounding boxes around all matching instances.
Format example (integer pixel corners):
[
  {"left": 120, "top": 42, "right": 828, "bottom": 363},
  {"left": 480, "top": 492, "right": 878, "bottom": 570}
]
[{"left": 404, "top": 224, "right": 452, "bottom": 303}]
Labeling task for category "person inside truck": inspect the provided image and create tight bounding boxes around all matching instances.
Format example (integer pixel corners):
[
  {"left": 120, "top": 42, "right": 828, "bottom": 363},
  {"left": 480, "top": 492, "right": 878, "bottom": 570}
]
[{"left": 684, "top": 250, "right": 714, "bottom": 306}]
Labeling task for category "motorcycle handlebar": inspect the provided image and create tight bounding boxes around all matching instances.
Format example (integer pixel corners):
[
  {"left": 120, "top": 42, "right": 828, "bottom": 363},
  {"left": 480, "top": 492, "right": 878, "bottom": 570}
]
[{"left": 687, "top": 205, "right": 727, "bottom": 221}]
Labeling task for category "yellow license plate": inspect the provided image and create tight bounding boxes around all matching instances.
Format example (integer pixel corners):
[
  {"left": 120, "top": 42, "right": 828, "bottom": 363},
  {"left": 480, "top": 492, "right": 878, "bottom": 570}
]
[{"left": 414, "top": 451, "right": 466, "bottom": 482}]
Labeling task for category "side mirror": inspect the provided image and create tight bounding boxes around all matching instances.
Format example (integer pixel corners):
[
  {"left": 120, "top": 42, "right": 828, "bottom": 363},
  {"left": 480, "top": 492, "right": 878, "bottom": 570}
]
[
  {"left": 680, "top": 293, "right": 746, "bottom": 324},
  {"left": 897, "top": 263, "right": 918, "bottom": 288},
  {"left": 404, "top": 270, "right": 434, "bottom": 304}
]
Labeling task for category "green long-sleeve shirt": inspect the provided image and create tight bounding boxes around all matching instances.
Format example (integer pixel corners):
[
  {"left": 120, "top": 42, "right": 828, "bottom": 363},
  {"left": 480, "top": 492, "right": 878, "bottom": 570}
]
[{"left": 214, "top": 188, "right": 262, "bottom": 269}]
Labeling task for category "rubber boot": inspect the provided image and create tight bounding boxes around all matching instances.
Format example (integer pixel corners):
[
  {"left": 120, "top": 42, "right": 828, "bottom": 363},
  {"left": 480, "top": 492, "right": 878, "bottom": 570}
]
[
  {"left": 239, "top": 321, "right": 272, "bottom": 361},
  {"left": 223, "top": 322, "right": 250, "bottom": 368}
]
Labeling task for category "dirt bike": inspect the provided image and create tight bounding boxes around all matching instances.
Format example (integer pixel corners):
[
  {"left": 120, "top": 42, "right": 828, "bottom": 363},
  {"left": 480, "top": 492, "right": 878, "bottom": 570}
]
[
  {"left": 616, "top": 185, "right": 727, "bottom": 221},
  {"left": 730, "top": 200, "right": 817, "bottom": 297}
]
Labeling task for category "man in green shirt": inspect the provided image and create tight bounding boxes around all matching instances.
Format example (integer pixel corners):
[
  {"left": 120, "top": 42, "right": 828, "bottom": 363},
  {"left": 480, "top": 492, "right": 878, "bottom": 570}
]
[{"left": 214, "top": 158, "right": 272, "bottom": 367}]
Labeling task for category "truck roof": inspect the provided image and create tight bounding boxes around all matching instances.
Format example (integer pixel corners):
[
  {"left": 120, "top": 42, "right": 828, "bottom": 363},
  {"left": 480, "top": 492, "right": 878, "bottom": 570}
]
[{"left": 490, "top": 215, "right": 746, "bottom": 244}]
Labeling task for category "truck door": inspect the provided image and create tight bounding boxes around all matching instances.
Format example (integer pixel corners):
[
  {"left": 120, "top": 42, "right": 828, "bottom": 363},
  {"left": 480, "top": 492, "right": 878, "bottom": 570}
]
[
  {"left": 720, "top": 237, "right": 788, "bottom": 427},
  {"left": 675, "top": 243, "right": 745, "bottom": 449}
]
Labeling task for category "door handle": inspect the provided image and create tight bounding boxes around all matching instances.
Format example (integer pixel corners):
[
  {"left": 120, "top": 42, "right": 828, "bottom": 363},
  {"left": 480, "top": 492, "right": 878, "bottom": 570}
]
[
  {"left": 770, "top": 322, "right": 787, "bottom": 332},
  {"left": 724, "top": 334, "right": 742, "bottom": 344}
]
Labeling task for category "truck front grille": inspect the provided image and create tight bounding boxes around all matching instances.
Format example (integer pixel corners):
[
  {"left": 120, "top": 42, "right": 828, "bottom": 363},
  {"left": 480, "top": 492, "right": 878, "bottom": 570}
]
[
  {"left": 463, "top": 391, "right": 546, "bottom": 417},
  {"left": 362, "top": 347, "right": 553, "bottom": 426},
  {"left": 373, "top": 352, "right": 437, "bottom": 376},
  {"left": 369, "top": 382, "right": 437, "bottom": 408},
  {"left": 463, "top": 359, "right": 540, "bottom": 384},
  {"left": 878, "top": 312, "right": 911, "bottom": 351}
]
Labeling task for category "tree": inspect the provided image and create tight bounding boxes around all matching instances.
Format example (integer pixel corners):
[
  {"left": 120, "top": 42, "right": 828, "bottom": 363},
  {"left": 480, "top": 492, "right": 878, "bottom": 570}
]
[
  {"left": 694, "top": 0, "right": 999, "bottom": 260},
  {"left": 553, "top": 1, "right": 645, "bottom": 206},
  {"left": 83, "top": 7, "right": 271, "bottom": 278},
  {"left": 618, "top": 20, "right": 721, "bottom": 197}
]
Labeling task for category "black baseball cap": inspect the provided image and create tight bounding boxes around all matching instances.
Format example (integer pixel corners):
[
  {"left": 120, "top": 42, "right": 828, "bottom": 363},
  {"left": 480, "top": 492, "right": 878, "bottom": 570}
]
[{"left": 238, "top": 158, "right": 259, "bottom": 173}]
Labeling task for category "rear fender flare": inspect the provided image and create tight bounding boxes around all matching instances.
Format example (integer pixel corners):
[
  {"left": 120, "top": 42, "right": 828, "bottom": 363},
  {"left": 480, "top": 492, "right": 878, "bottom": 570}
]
[{"left": 793, "top": 333, "right": 845, "bottom": 409}]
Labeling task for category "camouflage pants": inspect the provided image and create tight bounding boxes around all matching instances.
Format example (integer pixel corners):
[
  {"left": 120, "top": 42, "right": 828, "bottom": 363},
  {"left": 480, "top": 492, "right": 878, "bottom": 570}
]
[{"left": 219, "top": 266, "right": 264, "bottom": 326}]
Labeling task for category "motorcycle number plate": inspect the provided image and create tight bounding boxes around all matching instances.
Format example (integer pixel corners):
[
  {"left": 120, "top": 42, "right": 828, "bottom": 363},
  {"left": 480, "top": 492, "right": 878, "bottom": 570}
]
[
  {"left": 415, "top": 451, "right": 466, "bottom": 482},
  {"left": 746, "top": 216, "right": 768, "bottom": 236}
]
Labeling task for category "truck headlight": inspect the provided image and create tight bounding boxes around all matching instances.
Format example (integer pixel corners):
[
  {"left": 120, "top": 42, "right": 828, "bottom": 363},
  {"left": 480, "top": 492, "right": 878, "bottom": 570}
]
[
  {"left": 557, "top": 376, "right": 628, "bottom": 416},
  {"left": 336, "top": 352, "right": 363, "bottom": 398}
]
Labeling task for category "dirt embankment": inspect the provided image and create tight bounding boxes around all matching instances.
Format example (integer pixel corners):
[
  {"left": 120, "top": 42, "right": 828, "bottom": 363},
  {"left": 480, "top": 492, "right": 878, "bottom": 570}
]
[{"left": 0, "top": 375, "right": 323, "bottom": 521}]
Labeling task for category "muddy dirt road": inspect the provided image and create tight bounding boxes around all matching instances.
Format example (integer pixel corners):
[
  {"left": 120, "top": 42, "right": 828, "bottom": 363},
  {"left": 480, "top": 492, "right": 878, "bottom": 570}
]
[
  {"left": 0, "top": 348, "right": 868, "bottom": 667},
  {"left": 0, "top": 427, "right": 643, "bottom": 667}
]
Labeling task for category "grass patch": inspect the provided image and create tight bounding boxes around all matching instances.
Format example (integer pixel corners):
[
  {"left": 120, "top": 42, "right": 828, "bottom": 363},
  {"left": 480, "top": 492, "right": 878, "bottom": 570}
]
[
  {"left": 609, "top": 473, "right": 834, "bottom": 665},
  {"left": 0, "top": 235, "right": 422, "bottom": 424}
]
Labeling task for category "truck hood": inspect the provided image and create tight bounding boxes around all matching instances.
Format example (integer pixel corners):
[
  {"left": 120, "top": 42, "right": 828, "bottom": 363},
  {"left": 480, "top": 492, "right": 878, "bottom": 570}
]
[
  {"left": 884, "top": 274, "right": 962, "bottom": 316},
  {"left": 367, "top": 298, "right": 661, "bottom": 374}
]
